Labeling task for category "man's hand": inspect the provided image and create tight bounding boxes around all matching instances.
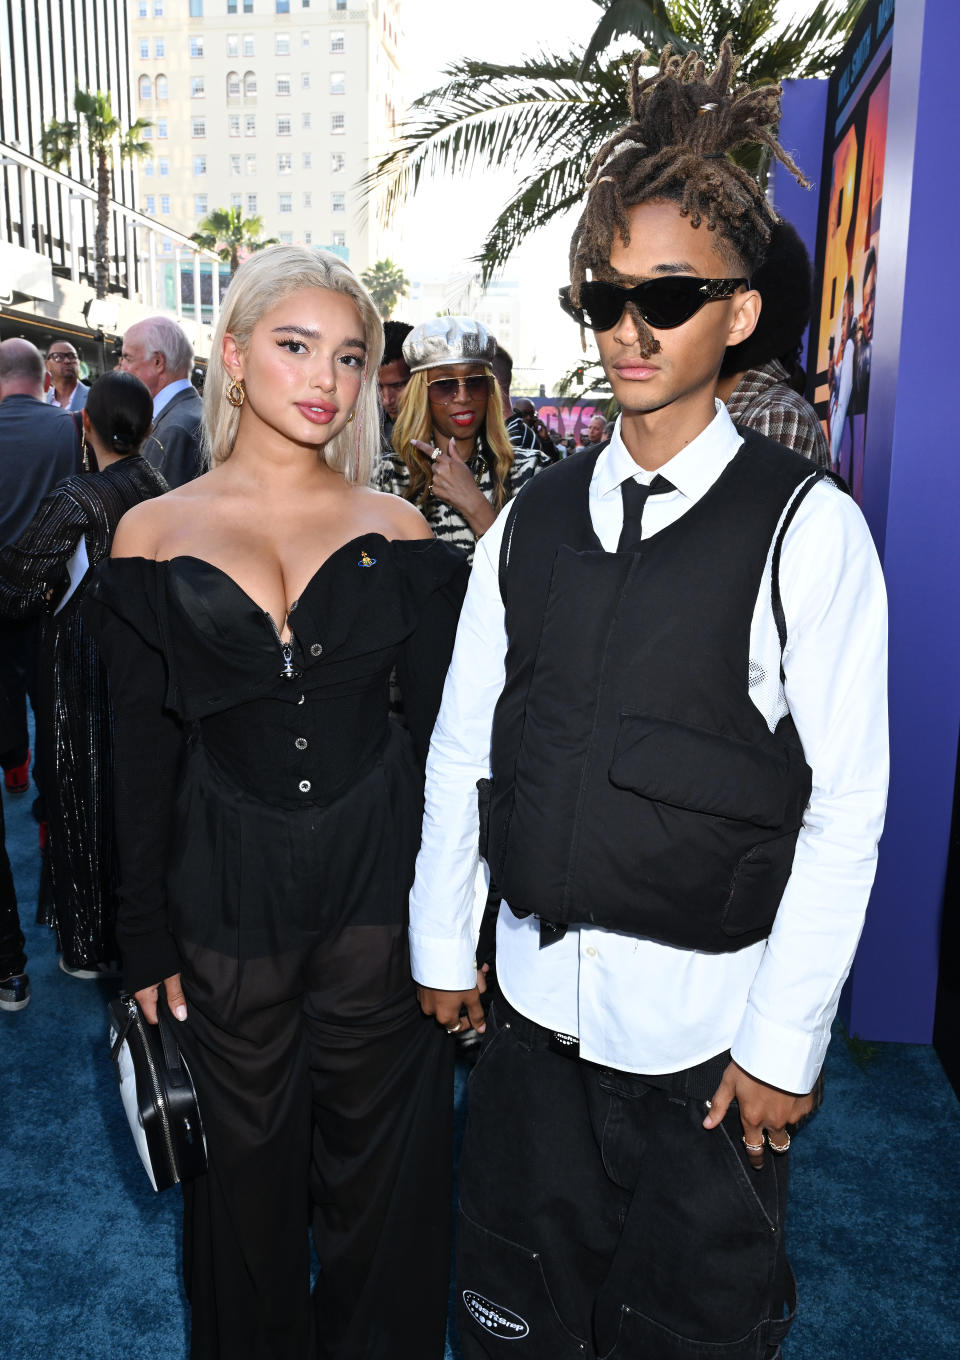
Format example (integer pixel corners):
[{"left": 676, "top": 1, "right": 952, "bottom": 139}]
[
  {"left": 135, "top": 972, "right": 187, "bottom": 1026},
  {"left": 417, "top": 984, "right": 486, "bottom": 1036},
  {"left": 704, "top": 1059, "right": 817, "bottom": 1170}
]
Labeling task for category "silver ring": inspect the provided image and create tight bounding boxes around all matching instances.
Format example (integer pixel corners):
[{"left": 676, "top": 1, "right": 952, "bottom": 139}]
[
  {"left": 446, "top": 1021, "right": 462, "bottom": 1034},
  {"left": 768, "top": 1134, "right": 791, "bottom": 1154},
  {"left": 430, "top": 448, "right": 441, "bottom": 462},
  {"left": 742, "top": 1136, "right": 765, "bottom": 1153}
]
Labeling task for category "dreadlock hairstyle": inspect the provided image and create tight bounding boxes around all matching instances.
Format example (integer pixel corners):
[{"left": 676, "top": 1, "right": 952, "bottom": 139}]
[{"left": 568, "top": 37, "right": 810, "bottom": 306}]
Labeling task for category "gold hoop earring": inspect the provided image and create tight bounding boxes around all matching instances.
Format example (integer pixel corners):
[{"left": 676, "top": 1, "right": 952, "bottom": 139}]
[
  {"left": 226, "top": 377, "right": 246, "bottom": 408},
  {"left": 346, "top": 410, "right": 355, "bottom": 424},
  {"left": 81, "top": 429, "right": 90, "bottom": 473}
]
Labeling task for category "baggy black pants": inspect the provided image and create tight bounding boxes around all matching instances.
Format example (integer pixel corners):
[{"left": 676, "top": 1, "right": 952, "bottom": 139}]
[
  {"left": 174, "top": 923, "right": 454, "bottom": 1360},
  {"left": 457, "top": 1000, "right": 795, "bottom": 1360}
]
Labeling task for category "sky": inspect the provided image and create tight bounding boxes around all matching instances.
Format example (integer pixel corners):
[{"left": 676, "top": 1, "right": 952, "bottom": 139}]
[{"left": 382, "top": 0, "right": 827, "bottom": 389}]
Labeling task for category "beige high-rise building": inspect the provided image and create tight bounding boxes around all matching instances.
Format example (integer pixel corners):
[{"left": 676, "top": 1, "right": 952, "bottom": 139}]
[{"left": 128, "top": 0, "right": 402, "bottom": 273}]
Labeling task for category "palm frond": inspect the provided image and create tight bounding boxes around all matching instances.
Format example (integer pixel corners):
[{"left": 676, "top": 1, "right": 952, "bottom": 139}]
[{"left": 579, "top": 1, "right": 689, "bottom": 75}]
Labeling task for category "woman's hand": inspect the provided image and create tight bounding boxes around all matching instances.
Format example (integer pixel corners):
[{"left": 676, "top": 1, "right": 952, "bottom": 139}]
[
  {"left": 412, "top": 438, "right": 496, "bottom": 538},
  {"left": 135, "top": 973, "right": 188, "bottom": 1025}
]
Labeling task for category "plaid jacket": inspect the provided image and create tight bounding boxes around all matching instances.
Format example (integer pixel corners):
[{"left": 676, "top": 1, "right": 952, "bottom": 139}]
[{"left": 725, "top": 360, "right": 830, "bottom": 468}]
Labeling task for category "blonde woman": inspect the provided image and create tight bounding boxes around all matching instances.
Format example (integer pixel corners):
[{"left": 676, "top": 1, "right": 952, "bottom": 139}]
[
  {"left": 381, "top": 317, "right": 545, "bottom": 562},
  {"left": 85, "top": 247, "right": 465, "bottom": 1359}
]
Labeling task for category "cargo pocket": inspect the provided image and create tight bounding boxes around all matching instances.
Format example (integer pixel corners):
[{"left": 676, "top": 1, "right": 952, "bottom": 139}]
[
  {"left": 599, "top": 1306, "right": 771, "bottom": 1359},
  {"left": 457, "top": 1208, "right": 587, "bottom": 1358},
  {"left": 721, "top": 831, "right": 798, "bottom": 938}
]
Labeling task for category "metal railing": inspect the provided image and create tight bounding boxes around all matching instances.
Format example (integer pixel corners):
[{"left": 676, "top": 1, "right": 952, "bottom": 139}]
[{"left": 0, "top": 140, "right": 221, "bottom": 328}]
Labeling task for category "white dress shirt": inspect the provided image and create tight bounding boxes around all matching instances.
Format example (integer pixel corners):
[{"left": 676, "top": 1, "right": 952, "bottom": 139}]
[
  {"left": 409, "top": 403, "right": 888, "bottom": 1094},
  {"left": 152, "top": 376, "right": 194, "bottom": 418}
]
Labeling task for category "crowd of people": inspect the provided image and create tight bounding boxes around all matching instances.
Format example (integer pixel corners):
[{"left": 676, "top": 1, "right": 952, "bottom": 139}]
[{"left": 0, "top": 38, "right": 888, "bottom": 1360}]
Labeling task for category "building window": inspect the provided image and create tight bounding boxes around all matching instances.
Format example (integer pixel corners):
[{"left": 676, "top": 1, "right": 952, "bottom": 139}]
[
  {"left": 138, "top": 75, "right": 152, "bottom": 101},
  {"left": 302, "top": 151, "right": 312, "bottom": 169},
  {"left": 247, "top": 193, "right": 257, "bottom": 214},
  {"left": 193, "top": 155, "right": 207, "bottom": 176},
  {"left": 194, "top": 194, "right": 208, "bottom": 215},
  {"left": 301, "top": 72, "right": 310, "bottom": 89},
  {"left": 304, "top": 231, "right": 312, "bottom": 244},
  {"left": 275, "top": 34, "right": 290, "bottom": 55},
  {"left": 329, "top": 71, "right": 345, "bottom": 95},
  {"left": 276, "top": 116, "right": 292, "bottom": 136},
  {"left": 245, "top": 114, "right": 256, "bottom": 135},
  {"left": 156, "top": 74, "right": 168, "bottom": 99},
  {"left": 190, "top": 37, "right": 205, "bottom": 59},
  {"left": 144, "top": 160, "right": 155, "bottom": 176},
  {"left": 245, "top": 153, "right": 256, "bottom": 175},
  {"left": 159, "top": 157, "right": 169, "bottom": 176},
  {"left": 138, "top": 1, "right": 148, "bottom": 16},
  {"left": 301, "top": 29, "right": 310, "bottom": 47},
  {"left": 154, "top": 0, "right": 164, "bottom": 14},
  {"left": 243, "top": 0, "right": 253, "bottom": 10},
  {"left": 155, "top": 38, "right": 165, "bottom": 57},
  {"left": 161, "top": 194, "right": 170, "bottom": 213},
  {"left": 330, "top": 152, "right": 344, "bottom": 174},
  {"left": 157, "top": 118, "right": 168, "bottom": 138},
  {"left": 279, "top": 193, "right": 292, "bottom": 213},
  {"left": 139, "top": 39, "right": 150, "bottom": 60},
  {"left": 335, "top": 0, "right": 346, "bottom": 10},
  {"left": 330, "top": 113, "right": 344, "bottom": 134},
  {"left": 230, "top": 154, "right": 241, "bottom": 175},
  {"left": 279, "top": 231, "right": 293, "bottom": 244},
  {"left": 243, "top": 34, "right": 255, "bottom": 56},
  {"left": 227, "top": 71, "right": 241, "bottom": 97},
  {"left": 277, "top": 152, "right": 292, "bottom": 173},
  {"left": 276, "top": 0, "right": 290, "bottom": 11},
  {"left": 244, "top": 71, "right": 257, "bottom": 96},
  {"left": 229, "top": 114, "right": 241, "bottom": 136},
  {"left": 332, "top": 231, "right": 346, "bottom": 247},
  {"left": 189, "top": 0, "right": 203, "bottom": 14},
  {"left": 231, "top": 192, "right": 242, "bottom": 210},
  {"left": 192, "top": 77, "right": 205, "bottom": 97},
  {"left": 331, "top": 192, "right": 346, "bottom": 213},
  {"left": 303, "top": 191, "right": 311, "bottom": 208},
  {"left": 227, "top": 0, "right": 237, "bottom": 10},
  {"left": 330, "top": 31, "right": 344, "bottom": 53},
  {"left": 227, "top": 34, "right": 239, "bottom": 56},
  {"left": 192, "top": 118, "right": 206, "bottom": 137},
  {"left": 145, "top": 194, "right": 156, "bottom": 213},
  {"left": 276, "top": 74, "right": 291, "bottom": 96},
  {"left": 143, "top": 124, "right": 154, "bottom": 140},
  {"left": 161, "top": 239, "right": 172, "bottom": 254}
]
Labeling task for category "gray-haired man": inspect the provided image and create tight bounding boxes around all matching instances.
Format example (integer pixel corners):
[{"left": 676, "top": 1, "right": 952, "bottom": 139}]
[{"left": 120, "top": 316, "right": 203, "bottom": 487}]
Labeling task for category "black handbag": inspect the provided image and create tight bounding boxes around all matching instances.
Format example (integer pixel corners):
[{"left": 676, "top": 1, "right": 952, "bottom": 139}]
[{"left": 107, "top": 995, "right": 207, "bottom": 1192}]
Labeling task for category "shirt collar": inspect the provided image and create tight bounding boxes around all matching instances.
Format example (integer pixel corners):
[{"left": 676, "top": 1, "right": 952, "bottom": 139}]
[
  {"left": 153, "top": 376, "right": 193, "bottom": 418},
  {"left": 593, "top": 400, "right": 743, "bottom": 501}
]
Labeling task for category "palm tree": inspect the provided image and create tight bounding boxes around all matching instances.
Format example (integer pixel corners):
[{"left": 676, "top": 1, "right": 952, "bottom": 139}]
[
  {"left": 359, "top": 259, "right": 410, "bottom": 318},
  {"left": 191, "top": 207, "right": 278, "bottom": 275},
  {"left": 365, "top": 0, "right": 867, "bottom": 282},
  {"left": 40, "top": 92, "right": 152, "bottom": 298}
]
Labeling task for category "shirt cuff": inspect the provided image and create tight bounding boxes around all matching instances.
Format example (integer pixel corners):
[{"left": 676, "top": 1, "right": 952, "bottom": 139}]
[
  {"left": 408, "top": 929, "right": 479, "bottom": 991},
  {"left": 731, "top": 1000, "right": 831, "bottom": 1096}
]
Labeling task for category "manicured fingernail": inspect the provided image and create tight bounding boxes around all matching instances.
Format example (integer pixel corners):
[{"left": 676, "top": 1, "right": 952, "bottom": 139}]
[{"left": 174, "top": 1005, "right": 187, "bottom": 1021}]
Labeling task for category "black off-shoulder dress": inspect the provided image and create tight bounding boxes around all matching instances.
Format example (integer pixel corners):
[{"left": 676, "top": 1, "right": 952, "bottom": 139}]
[{"left": 85, "top": 533, "right": 468, "bottom": 1360}]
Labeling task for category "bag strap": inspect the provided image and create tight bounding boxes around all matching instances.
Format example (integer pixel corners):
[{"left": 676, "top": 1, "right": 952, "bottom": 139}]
[
  {"left": 771, "top": 468, "right": 848, "bottom": 681},
  {"left": 157, "top": 1008, "right": 189, "bottom": 1087}
]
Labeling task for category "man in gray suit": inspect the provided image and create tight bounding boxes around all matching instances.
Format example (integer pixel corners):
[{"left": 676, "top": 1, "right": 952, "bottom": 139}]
[{"left": 120, "top": 316, "right": 203, "bottom": 487}]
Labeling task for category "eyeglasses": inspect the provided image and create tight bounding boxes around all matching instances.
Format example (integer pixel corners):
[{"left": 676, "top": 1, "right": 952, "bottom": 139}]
[
  {"left": 47, "top": 353, "right": 78, "bottom": 362},
  {"left": 559, "top": 276, "right": 748, "bottom": 333},
  {"left": 425, "top": 373, "right": 490, "bottom": 404}
]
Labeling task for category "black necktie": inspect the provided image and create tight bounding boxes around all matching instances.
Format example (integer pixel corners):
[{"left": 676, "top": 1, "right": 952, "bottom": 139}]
[{"left": 616, "top": 474, "right": 675, "bottom": 553}]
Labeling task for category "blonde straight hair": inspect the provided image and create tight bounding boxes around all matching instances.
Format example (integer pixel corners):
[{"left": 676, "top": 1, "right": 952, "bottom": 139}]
[
  {"left": 203, "top": 246, "right": 384, "bottom": 484},
  {"left": 391, "top": 369, "right": 516, "bottom": 510}
]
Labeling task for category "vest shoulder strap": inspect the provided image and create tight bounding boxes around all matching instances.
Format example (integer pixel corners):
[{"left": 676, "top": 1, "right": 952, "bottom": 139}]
[{"left": 770, "top": 464, "right": 849, "bottom": 678}]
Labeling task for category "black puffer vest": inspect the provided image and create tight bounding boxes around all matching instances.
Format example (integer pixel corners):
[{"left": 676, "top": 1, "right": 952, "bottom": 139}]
[{"left": 484, "top": 429, "right": 838, "bottom": 953}]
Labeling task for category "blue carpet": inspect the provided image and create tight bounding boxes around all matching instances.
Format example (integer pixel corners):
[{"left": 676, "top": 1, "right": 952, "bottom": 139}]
[{"left": 2, "top": 769, "right": 958, "bottom": 1358}]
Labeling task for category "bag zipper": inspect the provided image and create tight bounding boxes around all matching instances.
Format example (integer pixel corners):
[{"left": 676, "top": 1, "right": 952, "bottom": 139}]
[{"left": 126, "top": 996, "right": 179, "bottom": 1185}]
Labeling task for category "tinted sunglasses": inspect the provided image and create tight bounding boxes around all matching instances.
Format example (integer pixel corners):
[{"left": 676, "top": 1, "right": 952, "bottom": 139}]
[
  {"left": 425, "top": 373, "right": 490, "bottom": 404},
  {"left": 559, "top": 276, "right": 748, "bottom": 332}
]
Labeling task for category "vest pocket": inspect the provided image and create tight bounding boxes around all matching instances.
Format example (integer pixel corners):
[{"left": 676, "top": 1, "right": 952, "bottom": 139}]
[
  {"left": 721, "top": 831, "right": 798, "bottom": 938},
  {"left": 609, "top": 712, "right": 796, "bottom": 828}
]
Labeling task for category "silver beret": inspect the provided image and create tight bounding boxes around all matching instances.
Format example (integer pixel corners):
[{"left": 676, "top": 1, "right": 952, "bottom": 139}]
[{"left": 402, "top": 316, "right": 497, "bottom": 373}]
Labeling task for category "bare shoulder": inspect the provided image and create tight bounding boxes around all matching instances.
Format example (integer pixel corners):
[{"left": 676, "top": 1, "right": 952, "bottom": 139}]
[
  {"left": 111, "top": 495, "right": 175, "bottom": 559},
  {"left": 357, "top": 485, "right": 433, "bottom": 542}
]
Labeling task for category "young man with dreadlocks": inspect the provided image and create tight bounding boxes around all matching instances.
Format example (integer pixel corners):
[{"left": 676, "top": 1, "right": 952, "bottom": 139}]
[{"left": 410, "top": 41, "right": 888, "bottom": 1359}]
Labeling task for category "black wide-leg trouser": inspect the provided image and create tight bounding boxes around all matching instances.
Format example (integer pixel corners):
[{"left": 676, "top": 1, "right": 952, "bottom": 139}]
[
  {"left": 457, "top": 998, "right": 795, "bottom": 1360},
  {"left": 173, "top": 923, "right": 454, "bottom": 1360}
]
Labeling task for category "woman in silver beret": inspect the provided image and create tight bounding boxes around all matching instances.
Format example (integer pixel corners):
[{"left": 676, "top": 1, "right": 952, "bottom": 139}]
[{"left": 380, "top": 317, "right": 544, "bottom": 562}]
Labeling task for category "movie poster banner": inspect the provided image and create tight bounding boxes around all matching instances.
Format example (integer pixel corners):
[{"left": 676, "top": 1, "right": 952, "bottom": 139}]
[{"left": 808, "top": 0, "right": 894, "bottom": 504}]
